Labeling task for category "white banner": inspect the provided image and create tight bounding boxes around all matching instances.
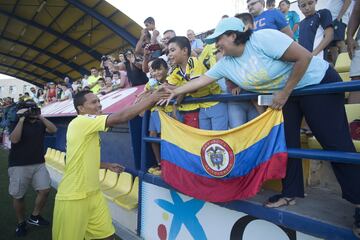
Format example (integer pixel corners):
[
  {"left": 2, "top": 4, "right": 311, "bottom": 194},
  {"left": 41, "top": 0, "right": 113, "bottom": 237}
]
[{"left": 140, "top": 182, "right": 321, "bottom": 240}]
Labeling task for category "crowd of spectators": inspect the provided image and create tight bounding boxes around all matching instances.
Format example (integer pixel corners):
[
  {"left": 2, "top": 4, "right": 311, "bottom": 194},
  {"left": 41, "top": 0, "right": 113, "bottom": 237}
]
[{"left": 152, "top": 0, "right": 360, "bottom": 237}]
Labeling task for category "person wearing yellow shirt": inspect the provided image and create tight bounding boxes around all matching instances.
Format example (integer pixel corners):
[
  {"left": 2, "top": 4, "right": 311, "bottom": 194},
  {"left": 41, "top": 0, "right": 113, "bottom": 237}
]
[
  {"left": 52, "top": 89, "right": 166, "bottom": 240},
  {"left": 167, "top": 36, "right": 228, "bottom": 130},
  {"left": 87, "top": 67, "right": 102, "bottom": 94},
  {"left": 198, "top": 42, "right": 217, "bottom": 70},
  {"left": 143, "top": 58, "right": 182, "bottom": 175}
]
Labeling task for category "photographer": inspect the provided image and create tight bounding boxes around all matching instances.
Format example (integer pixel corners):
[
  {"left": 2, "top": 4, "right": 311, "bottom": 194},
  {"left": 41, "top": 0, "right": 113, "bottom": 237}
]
[
  {"left": 100, "top": 55, "right": 114, "bottom": 78},
  {"left": 8, "top": 100, "right": 57, "bottom": 237}
]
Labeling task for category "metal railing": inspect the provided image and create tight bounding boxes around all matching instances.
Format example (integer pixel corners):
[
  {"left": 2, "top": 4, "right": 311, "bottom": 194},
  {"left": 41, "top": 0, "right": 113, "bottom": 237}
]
[{"left": 141, "top": 80, "right": 360, "bottom": 172}]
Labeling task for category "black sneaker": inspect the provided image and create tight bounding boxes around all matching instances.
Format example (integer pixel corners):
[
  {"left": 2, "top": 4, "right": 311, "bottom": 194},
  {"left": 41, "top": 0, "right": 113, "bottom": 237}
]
[
  {"left": 15, "top": 221, "right": 27, "bottom": 237},
  {"left": 27, "top": 215, "right": 49, "bottom": 226}
]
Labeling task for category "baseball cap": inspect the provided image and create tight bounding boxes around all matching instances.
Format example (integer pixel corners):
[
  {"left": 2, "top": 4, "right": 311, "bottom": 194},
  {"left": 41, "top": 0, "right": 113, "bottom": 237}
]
[{"left": 205, "top": 17, "right": 245, "bottom": 44}]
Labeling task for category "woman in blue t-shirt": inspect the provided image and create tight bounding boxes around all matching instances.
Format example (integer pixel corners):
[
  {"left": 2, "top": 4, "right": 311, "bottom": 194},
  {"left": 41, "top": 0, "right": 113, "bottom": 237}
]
[{"left": 160, "top": 17, "right": 360, "bottom": 234}]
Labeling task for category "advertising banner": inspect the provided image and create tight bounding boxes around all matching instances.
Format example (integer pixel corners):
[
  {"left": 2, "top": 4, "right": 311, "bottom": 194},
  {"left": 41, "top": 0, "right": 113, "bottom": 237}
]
[
  {"left": 140, "top": 182, "right": 321, "bottom": 240},
  {"left": 41, "top": 86, "right": 144, "bottom": 117}
]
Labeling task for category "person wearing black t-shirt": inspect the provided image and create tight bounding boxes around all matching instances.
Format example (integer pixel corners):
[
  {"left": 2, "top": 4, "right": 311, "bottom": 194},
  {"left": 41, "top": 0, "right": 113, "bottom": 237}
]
[
  {"left": 124, "top": 49, "right": 149, "bottom": 86},
  {"left": 8, "top": 101, "right": 57, "bottom": 237}
]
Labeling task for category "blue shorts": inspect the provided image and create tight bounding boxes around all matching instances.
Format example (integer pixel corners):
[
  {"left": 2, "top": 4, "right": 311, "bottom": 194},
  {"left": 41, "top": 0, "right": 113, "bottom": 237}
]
[
  {"left": 149, "top": 111, "right": 183, "bottom": 134},
  {"left": 199, "top": 102, "right": 228, "bottom": 130}
]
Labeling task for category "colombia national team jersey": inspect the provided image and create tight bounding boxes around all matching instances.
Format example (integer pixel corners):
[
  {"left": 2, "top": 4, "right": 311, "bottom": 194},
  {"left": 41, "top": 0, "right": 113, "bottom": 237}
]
[{"left": 167, "top": 57, "right": 221, "bottom": 109}]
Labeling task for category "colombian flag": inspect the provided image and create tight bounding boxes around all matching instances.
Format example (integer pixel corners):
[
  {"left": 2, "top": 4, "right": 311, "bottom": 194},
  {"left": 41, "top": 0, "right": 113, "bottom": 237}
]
[{"left": 159, "top": 109, "right": 287, "bottom": 202}]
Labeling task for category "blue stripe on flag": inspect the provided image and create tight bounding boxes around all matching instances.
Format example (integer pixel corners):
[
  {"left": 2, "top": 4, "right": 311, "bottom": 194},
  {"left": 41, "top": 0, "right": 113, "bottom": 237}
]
[{"left": 161, "top": 123, "right": 286, "bottom": 179}]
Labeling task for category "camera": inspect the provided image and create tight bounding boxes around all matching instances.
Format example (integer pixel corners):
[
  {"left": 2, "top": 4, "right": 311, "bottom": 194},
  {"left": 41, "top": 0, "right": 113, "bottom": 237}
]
[
  {"left": 16, "top": 101, "right": 41, "bottom": 118},
  {"left": 101, "top": 55, "right": 108, "bottom": 61}
]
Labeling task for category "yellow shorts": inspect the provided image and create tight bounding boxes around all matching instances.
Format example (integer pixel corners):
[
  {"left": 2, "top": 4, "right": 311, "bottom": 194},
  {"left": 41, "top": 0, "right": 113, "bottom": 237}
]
[{"left": 52, "top": 191, "right": 115, "bottom": 240}]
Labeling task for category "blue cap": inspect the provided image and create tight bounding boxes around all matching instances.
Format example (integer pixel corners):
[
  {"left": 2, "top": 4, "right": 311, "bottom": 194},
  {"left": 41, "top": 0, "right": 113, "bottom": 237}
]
[{"left": 205, "top": 17, "right": 245, "bottom": 44}]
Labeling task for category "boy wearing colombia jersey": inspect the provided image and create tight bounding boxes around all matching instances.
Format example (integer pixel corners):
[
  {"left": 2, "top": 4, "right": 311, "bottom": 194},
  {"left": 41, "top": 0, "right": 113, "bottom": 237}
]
[{"left": 167, "top": 36, "right": 228, "bottom": 130}]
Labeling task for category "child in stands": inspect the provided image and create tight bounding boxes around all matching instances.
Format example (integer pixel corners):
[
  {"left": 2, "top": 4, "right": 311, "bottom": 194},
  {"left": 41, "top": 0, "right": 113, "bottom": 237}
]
[
  {"left": 298, "top": 0, "right": 334, "bottom": 59},
  {"left": 145, "top": 58, "right": 180, "bottom": 175},
  {"left": 167, "top": 36, "right": 228, "bottom": 130},
  {"left": 279, "top": 0, "right": 300, "bottom": 41}
]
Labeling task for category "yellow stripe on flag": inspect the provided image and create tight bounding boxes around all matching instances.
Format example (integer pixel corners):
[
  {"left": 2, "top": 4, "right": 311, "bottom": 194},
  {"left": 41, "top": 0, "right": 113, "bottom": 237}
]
[{"left": 159, "top": 109, "right": 284, "bottom": 155}]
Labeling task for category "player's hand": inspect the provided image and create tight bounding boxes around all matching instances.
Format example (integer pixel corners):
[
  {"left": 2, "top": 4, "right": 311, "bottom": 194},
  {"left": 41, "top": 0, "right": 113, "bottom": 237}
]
[
  {"left": 231, "top": 87, "right": 241, "bottom": 95},
  {"left": 156, "top": 86, "right": 175, "bottom": 106},
  {"left": 107, "top": 163, "right": 125, "bottom": 174},
  {"left": 134, "top": 90, "right": 151, "bottom": 104},
  {"left": 271, "top": 90, "right": 290, "bottom": 110},
  {"left": 150, "top": 87, "right": 171, "bottom": 104}
]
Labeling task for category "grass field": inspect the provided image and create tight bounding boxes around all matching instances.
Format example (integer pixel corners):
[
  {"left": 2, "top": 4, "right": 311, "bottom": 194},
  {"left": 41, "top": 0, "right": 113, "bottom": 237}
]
[
  {"left": 0, "top": 148, "right": 121, "bottom": 240},
  {"left": 0, "top": 149, "right": 55, "bottom": 240}
]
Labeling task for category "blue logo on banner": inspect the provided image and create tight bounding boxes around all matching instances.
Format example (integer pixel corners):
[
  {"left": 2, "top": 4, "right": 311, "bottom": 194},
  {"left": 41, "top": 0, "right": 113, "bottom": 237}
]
[{"left": 155, "top": 191, "right": 206, "bottom": 240}]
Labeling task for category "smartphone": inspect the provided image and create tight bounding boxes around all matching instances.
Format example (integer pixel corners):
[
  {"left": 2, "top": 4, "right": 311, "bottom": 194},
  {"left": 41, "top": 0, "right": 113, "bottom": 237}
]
[{"left": 258, "top": 95, "right": 274, "bottom": 106}]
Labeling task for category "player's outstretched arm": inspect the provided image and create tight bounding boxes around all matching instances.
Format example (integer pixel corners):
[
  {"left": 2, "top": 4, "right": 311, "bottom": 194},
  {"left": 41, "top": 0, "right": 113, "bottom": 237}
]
[{"left": 105, "top": 89, "right": 169, "bottom": 128}]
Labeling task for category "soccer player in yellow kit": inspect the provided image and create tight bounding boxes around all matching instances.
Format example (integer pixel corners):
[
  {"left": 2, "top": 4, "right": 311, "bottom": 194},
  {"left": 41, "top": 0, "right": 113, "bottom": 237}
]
[{"left": 52, "top": 90, "right": 165, "bottom": 240}]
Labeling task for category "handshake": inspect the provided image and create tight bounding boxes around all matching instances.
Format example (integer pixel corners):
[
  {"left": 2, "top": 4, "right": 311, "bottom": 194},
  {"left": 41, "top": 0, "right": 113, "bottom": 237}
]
[{"left": 134, "top": 84, "right": 176, "bottom": 107}]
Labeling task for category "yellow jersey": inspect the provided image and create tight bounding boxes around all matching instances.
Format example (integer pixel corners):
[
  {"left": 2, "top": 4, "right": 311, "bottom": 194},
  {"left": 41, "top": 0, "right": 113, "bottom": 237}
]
[
  {"left": 56, "top": 114, "right": 108, "bottom": 200},
  {"left": 198, "top": 43, "right": 217, "bottom": 70},
  {"left": 87, "top": 75, "right": 101, "bottom": 93},
  {"left": 167, "top": 57, "right": 221, "bottom": 109}
]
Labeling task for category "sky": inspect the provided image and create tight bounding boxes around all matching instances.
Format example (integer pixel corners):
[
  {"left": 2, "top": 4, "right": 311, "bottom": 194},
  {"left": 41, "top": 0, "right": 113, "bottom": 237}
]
[
  {"left": 107, "top": 0, "right": 248, "bottom": 36},
  {"left": 0, "top": 0, "right": 329, "bottom": 80},
  {"left": 106, "top": 0, "right": 327, "bottom": 36}
]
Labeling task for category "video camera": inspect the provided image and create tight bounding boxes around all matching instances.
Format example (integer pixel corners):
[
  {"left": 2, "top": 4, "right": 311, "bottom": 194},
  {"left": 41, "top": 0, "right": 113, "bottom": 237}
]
[
  {"left": 101, "top": 55, "right": 108, "bottom": 62},
  {"left": 16, "top": 101, "right": 41, "bottom": 118}
]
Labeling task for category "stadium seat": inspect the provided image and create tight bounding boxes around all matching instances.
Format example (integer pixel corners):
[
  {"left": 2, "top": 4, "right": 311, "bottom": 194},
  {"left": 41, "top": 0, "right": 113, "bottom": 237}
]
[
  {"left": 50, "top": 151, "right": 65, "bottom": 173},
  {"left": 45, "top": 148, "right": 56, "bottom": 164},
  {"left": 53, "top": 150, "right": 61, "bottom": 164},
  {"left": 56, "top": 152, "right": 66, "bottom": 172},
  {"left": 44, "top": 147, "right": 52, "bottom": 161},
  {"left": 339, "top": 72, "right": 350, "bottom": 82},
  {"left": 99, "top": 169, "right": 106, "bottom": 182},
  {"left": 46, "top": 149, "right": 60, "bottom": 169},
  {"left": 308, "top": 104, "right": 360, "bottom": 152},
  {"left": 103, "top": 172, "right": 133, "bottom": 200},
  {"left": 100, "top": 170, "right": 119, "bottom": 191},
  {"left": 114, "top": 177, "right": 139, "bottom": 210},
  {"left": 334, "top": 52, "right": 351, "bottom": 73}
]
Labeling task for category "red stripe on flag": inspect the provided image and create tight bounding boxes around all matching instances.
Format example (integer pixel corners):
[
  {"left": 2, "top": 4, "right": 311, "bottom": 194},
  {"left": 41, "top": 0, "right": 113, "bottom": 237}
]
[{"left": 161, "top": 152, "right": 287, "bottom": 202}]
